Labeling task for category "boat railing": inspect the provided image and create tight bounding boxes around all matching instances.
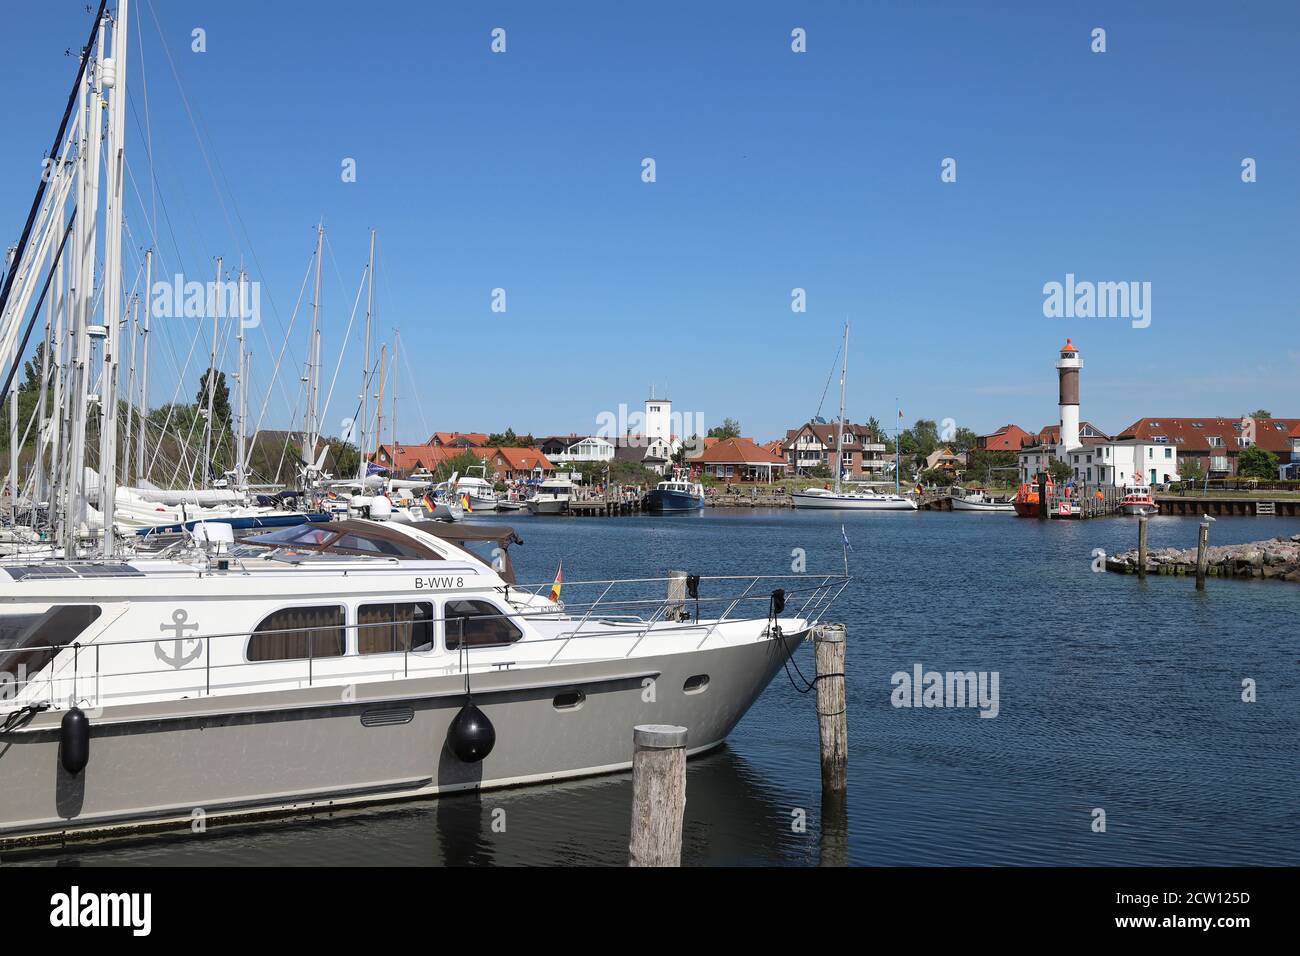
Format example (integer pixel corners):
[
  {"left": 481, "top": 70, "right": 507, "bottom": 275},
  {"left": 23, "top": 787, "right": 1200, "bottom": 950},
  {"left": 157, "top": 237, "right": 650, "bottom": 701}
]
[{"left": 0, "top": 572, "right": 848, "bottom": 716}]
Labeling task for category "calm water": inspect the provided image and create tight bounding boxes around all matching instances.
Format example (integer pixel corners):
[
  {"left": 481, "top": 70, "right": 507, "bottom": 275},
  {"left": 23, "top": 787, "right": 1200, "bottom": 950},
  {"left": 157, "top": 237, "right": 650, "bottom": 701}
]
[{"left": 28, "top": 510, "right": 1300, "bottom": 866}]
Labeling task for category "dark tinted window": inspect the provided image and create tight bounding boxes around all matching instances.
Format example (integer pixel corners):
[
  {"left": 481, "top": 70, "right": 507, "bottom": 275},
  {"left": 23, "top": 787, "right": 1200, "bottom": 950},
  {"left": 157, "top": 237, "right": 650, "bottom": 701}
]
[
  {"left": 247, "top": 606, "right": 345, "bottom": 661},
  {"left": 444, "top": 600, "right": 522, "bottom": 650},
  {"left": 0, "top": 605, "right": 103, "bottom": 695},
  {"left": 358, "top": 602, "right": 434, "bottom": 654}
]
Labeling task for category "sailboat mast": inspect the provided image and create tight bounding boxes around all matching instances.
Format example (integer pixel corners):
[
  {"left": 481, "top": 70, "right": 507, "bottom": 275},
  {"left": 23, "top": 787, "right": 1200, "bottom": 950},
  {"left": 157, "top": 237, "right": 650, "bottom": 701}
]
[
  {"left": 236, "top": 268, "right": 247, "bottom": 489},
  {"left": 303, "top": 223, "right": 323, "bottom": 466},
  {"left": 833, "top": 322, "right": 847, "bottom": 494},
  {"left": 358, "top": 229, "right": 374, "bottom": 480},
  {"left": 96, "top": 0, "right": 130, "bottom": 558},
  {"left": 134, "top": 247, "right": 150, "bottom": 483},
  {"left": 390, "top": 331, "right": 399, "bottom": 453},
  {"left": 374, "top": 342, "right": 386, "bottom": 457},
  {"left": 63, "top": 13, "right": 108, "bottom": 552},
  {"left": 895, "top": 398, "right": 902, "bottom": 496},
  {"left": 203, "top": 255, "right": 220, "bottom": 486}
]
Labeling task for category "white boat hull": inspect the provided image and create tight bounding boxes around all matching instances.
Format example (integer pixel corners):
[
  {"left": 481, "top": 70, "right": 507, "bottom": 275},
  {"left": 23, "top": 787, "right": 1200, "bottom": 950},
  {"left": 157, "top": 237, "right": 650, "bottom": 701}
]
[
  {"left": 950, "top": 497, "right": 1015, "bottom": 512},
  {"left": 792, "top": 490, "right": 918, "bottom": 511}
]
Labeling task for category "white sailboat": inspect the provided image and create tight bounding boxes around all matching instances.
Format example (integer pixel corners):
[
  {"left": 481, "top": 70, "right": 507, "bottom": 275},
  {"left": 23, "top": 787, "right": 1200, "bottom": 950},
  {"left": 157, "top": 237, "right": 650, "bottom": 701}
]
[{"left": 792, "top": 323, "right": 918, "bottom": 512}]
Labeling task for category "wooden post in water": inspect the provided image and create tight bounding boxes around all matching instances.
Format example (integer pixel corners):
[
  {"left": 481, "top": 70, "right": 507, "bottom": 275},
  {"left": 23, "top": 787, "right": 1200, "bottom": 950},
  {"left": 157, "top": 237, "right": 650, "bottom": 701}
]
[
  {"left": 813, "top": 623, "right": 848, "bottom": 792},
  {"left": 628, "top": 724, "right": 687, "bottom": 867},
  {"left": 665, "top": 569, "right": 687, "bottom": 621},
  {"left": 1037, "top": 473, "right": 1048, "bottom": 520},
  {"left": 1196, "top": 520, "right": 1210, "bottom": 590},
  {"left": 1137, "top": 516, "right": 1148, "bottom": 579}
]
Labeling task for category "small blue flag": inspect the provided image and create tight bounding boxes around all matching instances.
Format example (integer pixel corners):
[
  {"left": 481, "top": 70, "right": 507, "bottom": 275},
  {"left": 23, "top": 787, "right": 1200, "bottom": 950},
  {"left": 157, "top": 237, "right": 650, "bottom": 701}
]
[{"left": 841, "top": 524, "right": 852, "bottom": 551}]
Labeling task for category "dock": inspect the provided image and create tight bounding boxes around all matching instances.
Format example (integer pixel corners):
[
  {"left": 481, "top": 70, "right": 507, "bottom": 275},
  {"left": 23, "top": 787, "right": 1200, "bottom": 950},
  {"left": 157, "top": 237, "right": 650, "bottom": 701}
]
[
  {"left": 1155, "top": 495, "right": 1300, "bottom": 518},
  {"left": 568, "top": 492, "right": 644, "bottom": 516}
]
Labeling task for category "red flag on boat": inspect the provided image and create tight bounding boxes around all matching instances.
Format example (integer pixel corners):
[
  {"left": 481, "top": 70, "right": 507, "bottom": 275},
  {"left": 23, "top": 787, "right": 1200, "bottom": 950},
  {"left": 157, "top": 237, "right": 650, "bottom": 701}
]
[{"left": 548, "top": 561, "right": 563, "bottom": 603}]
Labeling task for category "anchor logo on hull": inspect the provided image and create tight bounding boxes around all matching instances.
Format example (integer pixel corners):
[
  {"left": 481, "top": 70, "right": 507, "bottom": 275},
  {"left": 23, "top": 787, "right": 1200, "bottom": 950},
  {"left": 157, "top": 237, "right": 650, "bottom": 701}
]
[{"left": 156, "top": 609, "right": 203, "bottom": 668}]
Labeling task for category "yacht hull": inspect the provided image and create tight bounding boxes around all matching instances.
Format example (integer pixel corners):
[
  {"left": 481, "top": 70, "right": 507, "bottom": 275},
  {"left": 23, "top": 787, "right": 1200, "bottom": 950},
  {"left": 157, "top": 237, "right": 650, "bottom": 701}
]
[
  {"left": 644, "top": 489, "right": 705, "bottom": 513},
  {"left": 950, "top": 498, "right": 1014, "bottom": 513},
  {"left": 791, "top": 491, "right": 917, "bottom": 511},
  {"left": 526, "top": 498, "right": 569, "bottom": 515},
  {"left": 0, "top": 631, "right": 805, "bottom": 850}
]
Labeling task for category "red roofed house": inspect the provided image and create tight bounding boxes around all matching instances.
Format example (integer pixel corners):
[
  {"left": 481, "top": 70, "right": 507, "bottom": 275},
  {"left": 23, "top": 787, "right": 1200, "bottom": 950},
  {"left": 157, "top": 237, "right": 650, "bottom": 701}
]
[
  {"left": 372, "top": 443, "right": 457, "bottom": 476},
  {"left": 976, "top": 424, "right": 1034, "bottom": 452},
  {"left": 469, "top": 446, "right": 554, "bottom": 481},
  {"left": 781, "top": 421, "right": 888, "bottom": 478},
  {"left": 1114, "top": 416, "right": 1300, "bottom": 478},
  {"left": 691, "top": 437, "right": 788, "bottom": 483}
]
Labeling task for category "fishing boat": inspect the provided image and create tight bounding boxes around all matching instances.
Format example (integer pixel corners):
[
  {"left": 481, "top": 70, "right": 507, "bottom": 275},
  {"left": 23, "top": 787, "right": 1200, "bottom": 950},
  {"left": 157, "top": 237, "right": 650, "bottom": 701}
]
[
  {"left": 0, "top": 517, "right": 845, "bottom": 849},
  {"left": 791, "top": 324, "right": 918, "bottom": 512},
  {"left": 526, "top": 477, "right": 574, "bottom": 515},
  {"left": 645, "top": 471, "right": 705, "bottom": 513},
  {"left": 1120, "top": 482, "right": 1158, "bottom": 516},
  {"left": 949, "top": 488, "right": 1015, "bottom": 513}
]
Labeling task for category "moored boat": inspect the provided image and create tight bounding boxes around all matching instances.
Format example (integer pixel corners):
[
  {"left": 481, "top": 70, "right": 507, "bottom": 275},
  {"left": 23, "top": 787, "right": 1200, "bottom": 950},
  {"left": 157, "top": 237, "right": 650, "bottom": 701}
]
[
  {"left": 645, "top": 473, "right": 705, "bottom": 513},
  {"left": 950, "top": 488, "right": 1015, "bottom": 513},
  {"left": 1120, "top": 482, "right": 1158, "bottom": 516},
  {"left": 526, "top": 478, "right": 574, "bottom": 515}
]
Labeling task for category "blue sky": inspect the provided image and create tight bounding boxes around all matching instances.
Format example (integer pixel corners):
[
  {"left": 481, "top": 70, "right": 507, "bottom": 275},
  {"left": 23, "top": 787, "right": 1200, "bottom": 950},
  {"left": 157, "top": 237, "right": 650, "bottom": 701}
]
[{"left": 2, "top": 1, "right": 1297, "bottom": 445}]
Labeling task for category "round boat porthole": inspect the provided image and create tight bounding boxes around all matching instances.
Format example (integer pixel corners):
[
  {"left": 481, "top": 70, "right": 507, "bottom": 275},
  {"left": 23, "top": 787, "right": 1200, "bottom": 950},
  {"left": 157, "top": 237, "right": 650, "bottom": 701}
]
[{"left": 683, "top": 674, "right": 710, "bottom": 695}]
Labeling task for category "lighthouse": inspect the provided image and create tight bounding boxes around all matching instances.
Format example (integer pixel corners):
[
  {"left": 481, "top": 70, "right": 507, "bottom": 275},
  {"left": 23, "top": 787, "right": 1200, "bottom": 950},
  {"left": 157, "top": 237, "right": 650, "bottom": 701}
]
[{"left": 1055, "top": 338, "right": 1082, "bottom": 455}]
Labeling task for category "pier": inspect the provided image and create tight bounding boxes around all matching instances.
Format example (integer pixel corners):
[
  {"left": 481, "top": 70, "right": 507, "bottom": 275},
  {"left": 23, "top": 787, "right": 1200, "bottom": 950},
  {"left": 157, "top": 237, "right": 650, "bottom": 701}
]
[
  {"left": 568, "top": 488, "right": 644, "bottom": 516},
  {"left": 1155, "top": 495, "right": 1300, "bottom": 518}
]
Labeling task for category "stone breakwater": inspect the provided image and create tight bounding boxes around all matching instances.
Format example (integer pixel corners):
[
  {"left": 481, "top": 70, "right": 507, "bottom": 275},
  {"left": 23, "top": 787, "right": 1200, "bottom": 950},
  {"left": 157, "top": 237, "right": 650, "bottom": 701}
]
[{"left": 1106, "top": 534, "right": 1300, "bottom": 582}]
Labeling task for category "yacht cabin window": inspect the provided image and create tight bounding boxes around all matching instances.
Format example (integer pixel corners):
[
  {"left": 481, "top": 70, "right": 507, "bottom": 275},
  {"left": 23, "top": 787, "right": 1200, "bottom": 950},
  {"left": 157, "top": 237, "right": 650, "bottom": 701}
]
[
  {"left": 444, "top": 600, "right": 523, "bottom": 650},
  {"left": 247, "top": 606, "right": 346, "bottom": 661},
  {"left": 0, "top": 605, "right": 103, "bottom": 692},
  {"left": 358, "top": 602, "right": 435, "bottom": 654}
]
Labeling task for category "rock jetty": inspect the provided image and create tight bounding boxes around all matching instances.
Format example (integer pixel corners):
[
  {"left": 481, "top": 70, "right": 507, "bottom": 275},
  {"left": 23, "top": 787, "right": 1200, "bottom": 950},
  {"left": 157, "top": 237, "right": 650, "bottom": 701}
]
[{"left": 1106, "top": 534, "right": 1300, "bottom": 582}]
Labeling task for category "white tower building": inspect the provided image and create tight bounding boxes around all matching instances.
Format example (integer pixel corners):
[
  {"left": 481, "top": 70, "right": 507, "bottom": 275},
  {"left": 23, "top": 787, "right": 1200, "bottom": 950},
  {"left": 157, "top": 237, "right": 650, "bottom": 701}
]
[
  {"left": 1055, "top": 338, "right": 1082, "bottom": 456},
  {"left": 644, "top": 392, "right": 672, "bottom": 444}
]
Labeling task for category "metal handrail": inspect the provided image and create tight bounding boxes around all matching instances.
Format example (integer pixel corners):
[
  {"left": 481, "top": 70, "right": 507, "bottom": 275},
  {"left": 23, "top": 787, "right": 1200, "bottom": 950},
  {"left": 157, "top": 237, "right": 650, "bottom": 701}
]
[{"left": 1, "top": 572, "right": 847, "bottom": 713}]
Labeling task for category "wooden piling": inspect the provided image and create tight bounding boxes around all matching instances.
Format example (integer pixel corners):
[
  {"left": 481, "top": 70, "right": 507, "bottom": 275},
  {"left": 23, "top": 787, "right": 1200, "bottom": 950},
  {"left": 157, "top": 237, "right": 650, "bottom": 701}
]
[
  {"left": 1137, "top": 516, "right": 1148, "bottom": 579},
  {"left": 628, "top": 724, "right": 687, "bottom": 867},
  {"left": 1196, "top": 522, "right": 1210, "bottom": 591},
  {"left": 813, "top": 624, "right": 848, "bottom": 793},
  {"left": 1037, "top": 473, "right": 1048, "bottom": 520},
  {"left": 665, "top": 569, "right": 687, "bottom": 621}
]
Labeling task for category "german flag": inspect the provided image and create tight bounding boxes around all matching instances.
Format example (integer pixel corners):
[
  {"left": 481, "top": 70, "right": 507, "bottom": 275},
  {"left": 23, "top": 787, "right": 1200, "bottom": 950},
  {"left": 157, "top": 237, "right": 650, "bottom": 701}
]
[
  {"left": 421, "top": 494, "right": 436, "bottom": 514},
  {"left": 461, "top": 493, "right": 472, "bottom": 513},
  {"left": 548, "top": 561, "right": 563, "bottom": 603}
]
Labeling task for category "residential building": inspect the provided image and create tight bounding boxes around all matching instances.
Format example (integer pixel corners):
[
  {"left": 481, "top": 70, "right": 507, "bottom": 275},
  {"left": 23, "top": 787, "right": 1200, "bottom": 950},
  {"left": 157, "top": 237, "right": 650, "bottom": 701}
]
[
  {"left": 1060, "top": 439, "right": 1178, "bottom": 487},
  {"left": 372, "top": 443, "right": 456, "bottom": 477},
  {"left": 976, "top": 424, "right": 1034, "bottom": 452},
  {"left": 550, "top": 436, "right": 615, "bottom": 463},
  {"left": 1284, "top": 423, "right": 1300, "bottom": 479},
  {"left": 1113, "top": 416, "right": 1300, "bottom": 478},
  {"left": 924, "top": 446, "right": 965, "bottom": 475},
  {"left": 691, "top": 437, "right": 788, "bottom": 483},
  {"left": 781, "top": 421, "right": 887, "bottom": 478},
  {"left": 468, "top": 446, "right": 554, "bottom": 481}
]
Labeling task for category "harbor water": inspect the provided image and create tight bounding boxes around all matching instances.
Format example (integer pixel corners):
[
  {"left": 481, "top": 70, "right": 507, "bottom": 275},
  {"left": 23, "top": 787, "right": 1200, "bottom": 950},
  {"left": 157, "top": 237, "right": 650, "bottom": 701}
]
[{"left": 26, "top": 510, "right": 1299, "bottom": 866}]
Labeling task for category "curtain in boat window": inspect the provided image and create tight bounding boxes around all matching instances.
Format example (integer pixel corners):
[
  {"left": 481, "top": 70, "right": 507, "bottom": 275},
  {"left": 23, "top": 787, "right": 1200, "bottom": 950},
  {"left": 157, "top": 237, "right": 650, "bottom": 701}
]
[
  {"left": 247, "top": 606, "right": 345, "bottom": 661},
  {"left": 444, "top": 599, "right": 522, "bottom": 650},
  {"left": 358, "top": 602, "right": 434, "bottom": 654}
]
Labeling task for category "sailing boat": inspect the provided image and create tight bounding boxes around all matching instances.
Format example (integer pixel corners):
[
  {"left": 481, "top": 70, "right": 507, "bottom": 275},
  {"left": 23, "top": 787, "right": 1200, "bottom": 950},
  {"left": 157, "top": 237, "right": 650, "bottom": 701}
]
[{"left": 792, "top": 323, "right": 918, "bottom": 511}]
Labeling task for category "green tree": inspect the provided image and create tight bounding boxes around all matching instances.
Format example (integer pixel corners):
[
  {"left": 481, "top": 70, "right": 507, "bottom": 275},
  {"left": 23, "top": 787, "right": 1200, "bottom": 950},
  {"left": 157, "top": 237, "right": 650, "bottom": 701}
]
[
  {"left": 196, "top": 370, "right": 231, "bottom": 428},
  {"left": 707, "top": 417, "right": 741, "bottom": 440},
  {"left": 950, "top": 426, "right": 979, "bottom": 453},
  {"left": 1178, "top": 458, "right": 1205, "bottom": 482},
  {"left": 487, "top": 428, "right": 532, "bottom": 447},
  {"left": 865, "top": 416, "right": 882, "bottom": 442},
  {"left": 1237, "top": 446, "right": 1278, "bottom": 479},
  {"left": 1047, "top": 457, "right": 1074, "bottom": 482},
  {"left": 1248, "top": 409, "right": 1272, "bottom": 419}
]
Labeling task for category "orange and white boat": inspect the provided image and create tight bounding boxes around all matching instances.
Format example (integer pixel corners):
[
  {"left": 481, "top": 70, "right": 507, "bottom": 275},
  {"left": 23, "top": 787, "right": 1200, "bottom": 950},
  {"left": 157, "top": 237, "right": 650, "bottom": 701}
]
[
  {"left": 1120, "top": 481, "right": 1158, "bottom": 516},
  {"left": 1013, "top": 476, "right": 1053, "bottom": 517}
]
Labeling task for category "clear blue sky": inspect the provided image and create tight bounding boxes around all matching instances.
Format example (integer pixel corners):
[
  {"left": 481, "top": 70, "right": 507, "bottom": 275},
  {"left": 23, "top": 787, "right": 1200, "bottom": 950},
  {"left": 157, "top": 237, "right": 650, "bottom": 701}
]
[{"left": 3, "top": 1, "right": 1297, "bottom": 445}]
